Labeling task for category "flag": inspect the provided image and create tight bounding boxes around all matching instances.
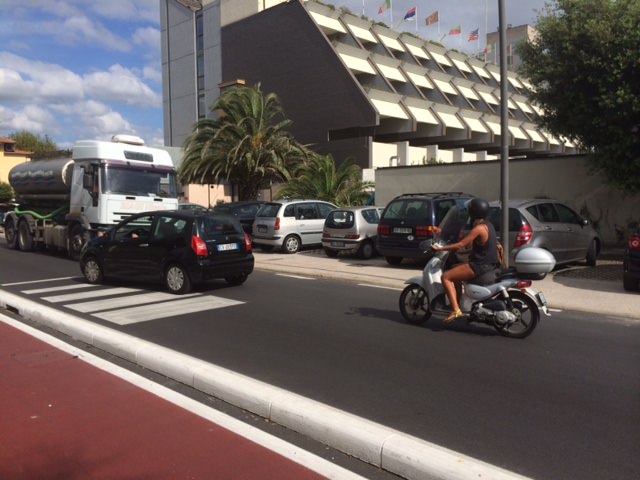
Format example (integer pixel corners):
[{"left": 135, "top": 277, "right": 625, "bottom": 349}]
[
  {"left": 403, "top": 7, "right": 416, "bottom": 20},
  {"left": 468, "top": 28, "right": 479, "bottom": 42},
  {"left": 425, "top": 11, "right": 439, "bottom": 25},
  {"left": 378, "top": 0, "right": 391, "bottom": 15},
  {"left": 448, "top": 25, "right": 461, "bottom": 35}
]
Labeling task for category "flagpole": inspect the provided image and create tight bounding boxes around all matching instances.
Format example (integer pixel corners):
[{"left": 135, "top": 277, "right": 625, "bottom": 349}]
[
  {"left": 415, "top": 6, "right": 418, "bottom": 33},
  {"left": 362, "top": 0, "right": 365, "bottom": 16},
  {"left": 390, "top": 0, "right": 393, "bottom": 24}
]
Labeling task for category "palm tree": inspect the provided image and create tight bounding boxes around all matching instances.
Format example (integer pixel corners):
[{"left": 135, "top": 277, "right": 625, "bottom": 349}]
[
  {"left": 276, "top": 154, "right": 373, "bottom": 207},
  {"left": 179, "top": 84, "right": 308, "bottom": 200}
]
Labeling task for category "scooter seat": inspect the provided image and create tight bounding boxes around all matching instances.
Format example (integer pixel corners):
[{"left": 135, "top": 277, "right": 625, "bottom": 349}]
[{"left": 468, "top": 268, "right": 502, "bottom": 286}]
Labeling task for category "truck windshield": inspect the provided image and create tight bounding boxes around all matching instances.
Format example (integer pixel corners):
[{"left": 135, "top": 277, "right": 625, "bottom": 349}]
[{"left": 102, "top": 166, "right": 177, "bottom": 198}]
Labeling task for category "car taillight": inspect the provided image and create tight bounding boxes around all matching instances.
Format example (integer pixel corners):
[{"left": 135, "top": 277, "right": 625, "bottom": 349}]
[
  {"left": 191, "top": 235, "right": 208, "bottom": 257},
  {"left": 416, "top": 226, "right": 440, "bottom": 237},
  {"left": 514, "top": 224, "right": 533, "bottom": 248},
  {"left": 345, "top": 233, "right": 360, "bottom": 239},
  {"left": 244, "top": 233, "right": 252, "bottom": 253},
  {"left": 274, "top": 217, "right": 280, "bottom": 231},
  {"left": 378, "top": 224, "right": 390, "bottom": 235},
  {"left": 630, "top": 235, "right": 640, "bottom": 251}
]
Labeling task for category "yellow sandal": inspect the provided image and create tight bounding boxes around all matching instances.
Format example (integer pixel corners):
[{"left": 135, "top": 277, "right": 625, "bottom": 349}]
[{"left": 444, "top": 309, "right": 463, "bottom": 324}]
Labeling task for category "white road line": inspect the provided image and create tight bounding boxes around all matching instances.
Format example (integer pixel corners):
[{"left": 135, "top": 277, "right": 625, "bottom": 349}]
[
  {"left": 66, "top": 291, "right": 200, "bottom": 313},
  {"left": 0, "top": 314, "right": 368, "bottom": 480},
  {"left": 22, "top": 283, "right": 100, "bottom": 294},
  {"left": 357, "top": 283, "right": 402, "bottom": 291},
  {"left": 42, "top": 287, "right": 140, "bottom": 303},
  {"left": 276, "top": 273, "right": 315, "bottom": 280},
  {"left": 94, "top": 295, "right": 244, "bottom": 325},
  {"left": 2, "top": 276, "right": 77, "bottom": 286}
]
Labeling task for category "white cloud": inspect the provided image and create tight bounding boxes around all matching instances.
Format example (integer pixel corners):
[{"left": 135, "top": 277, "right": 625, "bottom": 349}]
[
  {"left": 133, "top": 26, "right": 161, "bottom": 52},
  {"left": 84, "top": 64, "right": 161, "bottom": 107},
  {"left": 0, "top": 104, "right": 56, "bottom": 134}
]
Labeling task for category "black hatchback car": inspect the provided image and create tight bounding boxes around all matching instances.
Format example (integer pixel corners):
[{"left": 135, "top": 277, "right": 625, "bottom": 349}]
[
  {"left": 376, "top": 192, "right": 473, "bottom": 264},
  {"left": 80, "top": 210, "right": 254, "bottom": 294},
  {"left": 623, "top": 226, "right": 640, "bottom": 291}
]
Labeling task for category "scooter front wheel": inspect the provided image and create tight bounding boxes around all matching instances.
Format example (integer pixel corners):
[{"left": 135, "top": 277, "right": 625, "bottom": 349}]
[{"left": 399, "top": 284, "right": 431, "bottom": 324}]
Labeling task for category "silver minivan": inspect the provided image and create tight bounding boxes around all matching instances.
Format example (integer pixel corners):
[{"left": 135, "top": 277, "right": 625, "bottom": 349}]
[{"left": 252, "top": 200, "right": 337, "bottom": 253}]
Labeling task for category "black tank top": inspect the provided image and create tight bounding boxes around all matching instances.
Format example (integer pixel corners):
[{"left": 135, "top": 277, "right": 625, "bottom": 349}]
[{"left": 472, "top": 221, "right": 498, "bottom": 265}]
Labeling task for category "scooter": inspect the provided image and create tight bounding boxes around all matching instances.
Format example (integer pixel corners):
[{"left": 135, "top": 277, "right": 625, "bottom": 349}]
[{"left": 399, "top": 241, "right": 555, "bottom": 338}]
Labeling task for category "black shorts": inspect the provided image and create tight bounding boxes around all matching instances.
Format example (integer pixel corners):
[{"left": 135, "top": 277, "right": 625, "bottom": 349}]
[{"left": 469, "top": 261, "right": 497, "bottom": 276}]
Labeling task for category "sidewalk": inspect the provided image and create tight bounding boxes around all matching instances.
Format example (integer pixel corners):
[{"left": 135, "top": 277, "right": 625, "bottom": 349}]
[
  {"left": 0, "top": 315, "right": 362, "bottom": 480},
  {"left": 253, "top": 249, "right": 640, "bottom": 320}
]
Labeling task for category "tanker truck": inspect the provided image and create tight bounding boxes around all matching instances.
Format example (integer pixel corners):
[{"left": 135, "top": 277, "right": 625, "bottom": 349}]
[{"left": 3, "top": 134, "right": 179, "bottom": 259}]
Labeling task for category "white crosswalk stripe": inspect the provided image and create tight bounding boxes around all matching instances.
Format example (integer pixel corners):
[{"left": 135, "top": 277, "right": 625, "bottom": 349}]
[{"left": 19, "top": 278, "right": 245, "bottom": 325}]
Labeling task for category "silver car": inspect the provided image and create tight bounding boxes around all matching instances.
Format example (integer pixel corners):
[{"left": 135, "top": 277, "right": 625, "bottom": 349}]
[
  {"left": 322, "top": 206, "right": 384, "bottom": 260},
  {"left": 489, "top": 199, "right": 600, "bottom": 266},
  {"left": 252, "top": 199, "right": 337, "bottom": 253}
]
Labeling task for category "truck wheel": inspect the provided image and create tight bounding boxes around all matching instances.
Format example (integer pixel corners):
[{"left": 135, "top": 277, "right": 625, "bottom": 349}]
[
  {"left": 69, "top": 225, "right": 89, "bottom": 260},
  {"left": 4, "top": 217, "right": 18, "bottom": 249},
  {"left": 17, "top": 219, "right": 34, "bottom": 251}
]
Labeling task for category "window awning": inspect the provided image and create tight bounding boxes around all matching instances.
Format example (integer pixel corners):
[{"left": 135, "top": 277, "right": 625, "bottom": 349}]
[
  {"left": 309, "top": 12, "right": 346, "bottom": 33},
  {"left": 508, "top": 125, "right": 528, "bottom": 140},
  {"left": 346, "top": 24, "right": 377, "bottom": 43},
  {"left": 405, "top": 71, "right": 433, "bottom": 89},
  {"left": 515, "top": 101, "right": 534, "bottom": 114},
  {"left": 428, "top": 51, "right": 452, "bottom": 67},
  {"left": 407, "top": 106, "right": 439, "bottom": 125},
  {"left": 525, "top": 129, "right": 545, "bottom": 143},
  {"left": 456, "top": 85, "right": 479, "bottom": 101},
  {"left": 438, "top": 112, "right": 465, "bottom": 129},
  {"left": 508, "top": 76, "right": 525, "bottom": 89},
  {"left": 452, "top": 58, "right": 472, "bottom": 73},
  {"left": 433, "top": 78, "right": 458, "bottom": 96},
  {"left": 376, "top": 63, "right": 406, "bottom": 82},
  {"left": 371, "top": 99, "right": 409, "bottom": 119},
  {"left": 485, "top": 121, "right": 501, "bottom": 135},
  {"left": 472, "top": 65, "right": 491, "bottom": 79},
  {"left": 378, "top": 34, "right": 405, "bottom": 52},
  {"left": 339, "top": 53, "right": 375, "bottom": 75},
  {"left": 489, "top": 70, "right": 501, "bottom": 82},
  {"left": 405, "top": 43, "right": 429, "bottom": 59},
  {"left": 461, "top": 116, "right": 488, "bottom": 133},
  {"left": 478, "top": 91, "right": 499, "bottom": 105}
]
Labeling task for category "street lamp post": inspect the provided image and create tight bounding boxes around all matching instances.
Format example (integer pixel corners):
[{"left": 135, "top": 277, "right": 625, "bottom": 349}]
[{"left": 498, "top": 0, "right": 510, "bottom": 266}]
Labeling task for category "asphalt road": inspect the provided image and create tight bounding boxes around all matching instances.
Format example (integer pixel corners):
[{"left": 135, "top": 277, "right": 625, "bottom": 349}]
[{"left": 1, "top": 246, "right": 639, "bottom": 480}]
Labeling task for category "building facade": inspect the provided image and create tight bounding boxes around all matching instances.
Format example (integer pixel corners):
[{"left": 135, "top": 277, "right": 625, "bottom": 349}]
[
  {"left": 0, "top": 137, "right": 30, "bottom": 185},
  {"left": 161, "top": 0, "right": 576, "bottom": 173}
]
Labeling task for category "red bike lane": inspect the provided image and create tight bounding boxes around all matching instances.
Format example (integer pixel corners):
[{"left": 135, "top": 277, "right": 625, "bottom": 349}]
[{"left": 0, "top": 318, "right": 342, "bottom": 480}]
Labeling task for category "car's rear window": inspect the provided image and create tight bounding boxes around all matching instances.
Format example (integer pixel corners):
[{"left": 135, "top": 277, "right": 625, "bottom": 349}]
[
  {"left": 326, "top": 211, "right": 355, "bottom": 229},
  {"left": 382, "top": 199, "right": 432, "bottom": 222},
  {"left": 361, "top": 208, "right": 381, "bottom": 224},
  {"left": 197, "top": 216, "right": 243, "bottom": 239},
  {"left": 488, "top": 207, "right": 526, "bottom": 231},
  {"left": 256, "top": 203, "right": 282, "bottom": 217}
]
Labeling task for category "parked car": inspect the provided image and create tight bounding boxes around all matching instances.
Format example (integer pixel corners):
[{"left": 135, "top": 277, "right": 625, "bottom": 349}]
[
  {"left": 376, "top": 192, "right": 474, "bottom": 265},
  {"left": 252, "top": 199, "right": 337, "bottom": 253},
  {"left": 322, "top": 206, "right": 384, "bottom": 259},
  {"left": 487, "top": 199, "right": 600, "bottom": 267},
  {"left": 79, "top": 210, "right": 254, "bottom": 294},
  {"left": 178, "top": 202, "right": 209, "bottom": 213},
  {"left": 212, "top": 200, "right": 265, "bottom": 236},
  {"left": 623, "top": 226, "right": 640, "bottom": 291}
]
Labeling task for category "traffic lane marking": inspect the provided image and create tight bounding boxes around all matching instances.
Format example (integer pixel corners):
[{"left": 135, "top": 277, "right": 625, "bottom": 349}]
[{"left": 66, "top": 291, "right": 200, "bottom": 313}]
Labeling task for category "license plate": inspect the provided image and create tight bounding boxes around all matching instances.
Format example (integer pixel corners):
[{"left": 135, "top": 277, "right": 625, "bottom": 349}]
[
  {"left": 217, "top": 243, "right": 238, "bottom": 252},
  {"left": 258, "top": 225, "right": 267, "bottom": 233},
  {"left": 394, "top": 227, "right": 412, "bottom": 234},
  {"left": 331, "top": 241, "right": 345, "bottom": 247}
]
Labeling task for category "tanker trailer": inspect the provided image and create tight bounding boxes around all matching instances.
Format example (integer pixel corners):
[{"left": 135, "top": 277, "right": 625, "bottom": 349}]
[{"left": 3, "top": 135, "right": 179, "bottom": 259}]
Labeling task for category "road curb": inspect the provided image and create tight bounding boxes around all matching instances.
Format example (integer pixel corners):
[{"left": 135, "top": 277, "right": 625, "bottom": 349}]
[{"left": 0, "top": 289, "right": 531, "bottom": 480}]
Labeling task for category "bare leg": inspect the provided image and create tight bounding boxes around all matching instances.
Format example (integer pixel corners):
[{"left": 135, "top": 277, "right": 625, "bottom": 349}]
[{"left": 441, "top": 263, "right": 475, "bottom": 321}]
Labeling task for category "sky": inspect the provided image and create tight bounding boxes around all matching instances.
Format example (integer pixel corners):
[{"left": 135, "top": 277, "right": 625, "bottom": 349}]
[{"left": 0, "top": 0, "right": 549, "bottom": 149}]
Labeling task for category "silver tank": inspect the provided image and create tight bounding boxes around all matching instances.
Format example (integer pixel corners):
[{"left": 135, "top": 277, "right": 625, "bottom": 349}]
[{"left": 9, "top": 158, "right": 75, "bottom": 198}]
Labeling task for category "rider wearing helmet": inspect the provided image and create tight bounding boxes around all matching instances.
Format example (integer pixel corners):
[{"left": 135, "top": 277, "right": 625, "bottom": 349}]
[{"left": 432, "top": 197, "right": 499, "bottom": 323}]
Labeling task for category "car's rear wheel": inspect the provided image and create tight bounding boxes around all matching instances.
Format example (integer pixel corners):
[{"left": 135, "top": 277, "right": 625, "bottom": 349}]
[
  {"left": 585, "top": 239, "right": 597, "bottom": 266},
  {"left": 324, "top": 248, "right": 339, "bottom": 258},
  {"left": 164, "top": 263, "right": 191, "bottom": 294},
  {"left": 282, "top": 235, "right": 301, "bottom": 254},
  {"left": 385, "top": 256, "right": 402, "bottom": 265},
  {"left": 225, "top": 273, "right": 248, "bottom": 286},
  {"left": 358, "top": 240, "right": 374, "bottom": 260},
  {"left": 82, "top": 256, "right": 104, "bottom": 284},
  {"left": 623, "top": 272, "right": 639, "bottom": 291}
]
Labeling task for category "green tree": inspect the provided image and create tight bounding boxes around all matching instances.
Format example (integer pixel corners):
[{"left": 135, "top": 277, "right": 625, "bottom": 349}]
[
  {"left": 0, "top": 182, "right": 14, "bottom": 202},
  {"left": 179, "top": 84, "right": 308, "bottom": 201},
  {"left": 517, "top": 0, "right": 640, "bottom": 193},
  {"left": 9, "top": 131, "right": 58, "bottom": 155},
  {"left": 276, "top": 154, "right": 373, "bottom": 207}
]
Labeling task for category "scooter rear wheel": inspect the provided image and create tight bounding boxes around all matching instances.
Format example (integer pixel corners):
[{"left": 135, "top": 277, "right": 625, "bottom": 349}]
[
  {"left": 494, "top": 290, "right": 539, "bottom": 339},
  {"left": 399, "top": 284, "right": 431, "bottom": 324}
]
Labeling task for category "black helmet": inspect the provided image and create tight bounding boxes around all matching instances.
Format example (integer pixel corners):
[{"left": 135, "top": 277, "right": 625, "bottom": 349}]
[{"left": 468, "top": 197, "right": 490, "bottom": 220}]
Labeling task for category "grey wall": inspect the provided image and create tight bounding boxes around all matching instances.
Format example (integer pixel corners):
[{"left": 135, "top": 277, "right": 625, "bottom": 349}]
[{"left": 375, "top": 155, "right": 640, "bottom": 245}]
